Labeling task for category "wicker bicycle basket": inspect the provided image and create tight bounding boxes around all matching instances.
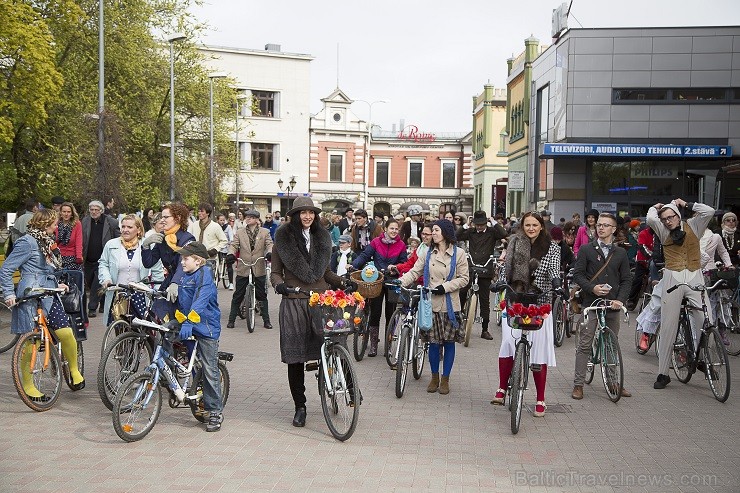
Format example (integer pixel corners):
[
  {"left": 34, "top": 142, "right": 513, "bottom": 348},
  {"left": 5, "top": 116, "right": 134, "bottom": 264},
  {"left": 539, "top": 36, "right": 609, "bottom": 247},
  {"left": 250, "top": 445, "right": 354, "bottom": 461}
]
[{"left": 350, "top": 270, "right": 385, "bottom": 299}]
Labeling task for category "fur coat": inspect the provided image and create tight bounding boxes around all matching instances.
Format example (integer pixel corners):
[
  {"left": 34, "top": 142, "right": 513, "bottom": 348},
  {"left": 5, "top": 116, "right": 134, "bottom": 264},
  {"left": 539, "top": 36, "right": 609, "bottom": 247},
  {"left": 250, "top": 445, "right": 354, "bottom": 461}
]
[{"left": 504, "top": 233, "right": 561, "bottom": 304}]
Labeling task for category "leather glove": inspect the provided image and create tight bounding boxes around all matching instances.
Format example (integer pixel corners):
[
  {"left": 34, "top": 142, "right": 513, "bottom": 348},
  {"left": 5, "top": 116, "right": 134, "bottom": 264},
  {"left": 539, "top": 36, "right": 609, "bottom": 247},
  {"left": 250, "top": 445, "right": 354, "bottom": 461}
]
[
  {"left": 275, "top": 283, "right": 290, "bottom": 295},
  {"left": 141, "top": 232, "right": 164, "bottom": 248},
  {"left": 431, "top": 285, "right": 445, "bottom": 295},
  {"left": 178, "top": 324, "right": 192, "bottom": 339},
  {"left": 166, "top": 283, "right": 179, "bottom": 303},
  {"left": 344, "top": 280, "right": 358, "bottom": 292},
  {"left": 225, "top": 254, "right": 236, "bottom": 265},
  {"left": 208, "top": 248, "right": 218, "bottom": 258},
  {"left": 265, "top": 252, "right": 271, "bottom": 262}
]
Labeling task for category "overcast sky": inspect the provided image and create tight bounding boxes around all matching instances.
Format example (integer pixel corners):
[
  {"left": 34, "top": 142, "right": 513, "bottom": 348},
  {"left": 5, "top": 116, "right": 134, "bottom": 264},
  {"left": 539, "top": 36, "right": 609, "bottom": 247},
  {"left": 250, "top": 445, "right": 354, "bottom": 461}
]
[{"left": 190, "top": 0, "right": 739, "bottom": 133}]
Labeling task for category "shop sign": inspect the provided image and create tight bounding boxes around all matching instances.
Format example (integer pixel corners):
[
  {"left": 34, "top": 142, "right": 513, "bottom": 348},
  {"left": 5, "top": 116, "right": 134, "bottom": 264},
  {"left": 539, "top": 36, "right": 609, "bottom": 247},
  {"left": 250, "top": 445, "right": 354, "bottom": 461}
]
[
  {"left": 397, "top": 125, "right": 436, "bottom": 143},
  {"left": 592, "top": 202, "right": 617, "bottom": 213},
  {"left": 630, "top": 167, "right": 677, "bottom": 179},
  {"left": 542, "top": 143, "right": 732, "bottom": 158},
  {"left": 508, "top": 171, "right": 525, "bottom": 191}
]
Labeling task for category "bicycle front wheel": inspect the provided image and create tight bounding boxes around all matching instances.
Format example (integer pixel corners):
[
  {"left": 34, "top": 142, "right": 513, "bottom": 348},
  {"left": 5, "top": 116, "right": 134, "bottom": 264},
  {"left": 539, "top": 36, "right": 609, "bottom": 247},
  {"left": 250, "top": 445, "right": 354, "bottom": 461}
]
[
  {"left": 112, "top": 370, "right": 162, "bottom": 442},
  {"left": 319, "top": 344, "right": 360, "bottom": 441},
  {"left": 463, "top": 293, "right": 478, "bottom": 347},
  {"left": 101, "top": 319, "right": 132, "bottom": 356},
  {"left": 11, "top": 332, "right": 62, "bottom": 412},
  {"left": 553, "top": 297, "right": 565, "bottom": 347},
  {"left": 385, "top": 308, "right": 403, "bottom": 368},
  {"left": 412, "top": 336, "right": 426, "bottom": 380},
  {"left": 245, "top": 284, "right": 255, "bottom": 333},
  {"left": 600, "top": 328, "right": 623, "bottom": 402},
  {"left": 221, "top": 262, "right": 230, "bottom": 289},
  {"left": 353, "top": 306, "right": 369, "bottom": 361},
  {"left": 63, "top": 340, "right": 85, "bottom": 391},
  {"left": 703, "top": 327, "right": 731, "bottom": 403},
  {"left": 510, "top": 344, "right": 527, "bottom": 435},
  {"left": 97, "top": 332, "right": 153, "bottom": 411},
  {"left": 395, "top": 326, "right": 411, "bottom": 398}
]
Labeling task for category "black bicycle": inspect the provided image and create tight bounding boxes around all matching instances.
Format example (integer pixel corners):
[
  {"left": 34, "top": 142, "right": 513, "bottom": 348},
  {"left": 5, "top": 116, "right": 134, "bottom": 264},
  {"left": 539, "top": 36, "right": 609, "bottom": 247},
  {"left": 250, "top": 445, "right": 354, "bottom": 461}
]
[{"left": 668, "top": 280, "right": 731, "bottom": 403}]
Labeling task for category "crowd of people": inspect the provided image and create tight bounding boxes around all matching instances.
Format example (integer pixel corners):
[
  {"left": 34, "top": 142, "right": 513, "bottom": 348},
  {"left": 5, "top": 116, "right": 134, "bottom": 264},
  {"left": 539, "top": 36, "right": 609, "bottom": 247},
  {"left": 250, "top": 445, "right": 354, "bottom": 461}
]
[{"left": 1, "top": 194, "right": 737, "bottom": 433}]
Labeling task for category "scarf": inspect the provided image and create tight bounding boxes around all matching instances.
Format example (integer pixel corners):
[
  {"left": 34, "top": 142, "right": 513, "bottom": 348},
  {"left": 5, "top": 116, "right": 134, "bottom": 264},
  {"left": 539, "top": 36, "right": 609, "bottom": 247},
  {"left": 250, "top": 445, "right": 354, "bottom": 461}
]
[
  {"left": 416, "top": 242, "right": 429, "bottom": 259},
  {"left": 245, "top": 225, "right": 259, "bottom": 250},
  {"left": 669, "top": 222, "right": 686, "bottom": 246},
  {"left": 380, "top": 232, "right": 397, "bottom": 245},
  {"left": 198, "top": 218, "right": 210, "bottom": 243},
  {"left": 165, "top": 224, "right": 182, "bottom": 252},
  {"left": 722, "top": 225, "right": 737, "bottom": 235},
  {"left": 57, "top": 222, "right": 73, "bottom": 246},
  {"left": 121, "top": 236, "right": 140, "bottom": 251},
  {"left": 27, "top": 226, "right": 62, "bottom": 269}
]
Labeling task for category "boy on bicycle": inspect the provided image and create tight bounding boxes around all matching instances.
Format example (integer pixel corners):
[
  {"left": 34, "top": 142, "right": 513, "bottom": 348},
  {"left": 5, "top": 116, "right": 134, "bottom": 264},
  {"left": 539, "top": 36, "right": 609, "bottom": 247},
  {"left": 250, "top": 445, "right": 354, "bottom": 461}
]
[{"left": 177, "top": 241, "right": 223, "bottom": 432}]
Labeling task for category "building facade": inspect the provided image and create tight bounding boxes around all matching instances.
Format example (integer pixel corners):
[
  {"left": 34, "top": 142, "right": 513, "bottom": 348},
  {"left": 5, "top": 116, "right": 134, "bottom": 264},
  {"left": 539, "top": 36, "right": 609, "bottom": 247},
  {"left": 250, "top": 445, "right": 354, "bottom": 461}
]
[
  {"left": 310, "top": 89, "right": 473, "bottom": 218},
  {"left": 526, "top": 26, "right": 740, "bottom": 220},
  {"left": 471, "top": 85, "right": 508, "bottom": 216},
  {"left": 200, "top": 44, "right": 313, "bottom": 216}
]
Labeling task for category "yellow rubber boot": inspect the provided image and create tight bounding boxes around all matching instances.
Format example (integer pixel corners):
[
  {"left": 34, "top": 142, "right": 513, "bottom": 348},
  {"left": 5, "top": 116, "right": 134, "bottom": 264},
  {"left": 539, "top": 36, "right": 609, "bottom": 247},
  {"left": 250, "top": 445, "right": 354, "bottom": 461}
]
[
  {"left": 19, "top": 339, "right": 44, "bottom": 398},
  {"left": 55, "top": 327, "right": 84, "bottom": 385}
]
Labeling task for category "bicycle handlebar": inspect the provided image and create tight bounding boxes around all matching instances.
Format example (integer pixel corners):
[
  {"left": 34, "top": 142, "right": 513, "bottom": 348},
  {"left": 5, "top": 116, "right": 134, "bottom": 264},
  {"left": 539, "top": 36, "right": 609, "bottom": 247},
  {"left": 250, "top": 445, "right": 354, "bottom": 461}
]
[
  {"left": 384, "top": 282, "right": 427, "bottom": 296},
  {"left": 237, "top": 256, "right": 266, "bottom": 267},
  {"left": 666, "top": 280, "right": 725, "bottom": 294},
  {"left": 466, "top": 253, "right": 496, "bottom": 269},
  {"left": 16, "top": 286, "right": 66, "bottom": 304}
]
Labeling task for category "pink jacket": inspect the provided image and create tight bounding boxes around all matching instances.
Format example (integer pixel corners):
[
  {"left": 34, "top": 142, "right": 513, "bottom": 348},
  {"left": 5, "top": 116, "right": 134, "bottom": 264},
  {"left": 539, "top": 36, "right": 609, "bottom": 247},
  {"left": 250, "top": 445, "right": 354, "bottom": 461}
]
[{"left": 573, "top": 225, "right": 595, "bottom": 256}]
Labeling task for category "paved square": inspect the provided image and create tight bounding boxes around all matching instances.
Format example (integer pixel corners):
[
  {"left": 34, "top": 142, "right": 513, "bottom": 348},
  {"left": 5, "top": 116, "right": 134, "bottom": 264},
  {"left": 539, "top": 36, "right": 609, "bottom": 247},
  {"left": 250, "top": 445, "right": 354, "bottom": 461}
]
[{"left": 1, "top": 288, "right": 738, "bottom": 492}]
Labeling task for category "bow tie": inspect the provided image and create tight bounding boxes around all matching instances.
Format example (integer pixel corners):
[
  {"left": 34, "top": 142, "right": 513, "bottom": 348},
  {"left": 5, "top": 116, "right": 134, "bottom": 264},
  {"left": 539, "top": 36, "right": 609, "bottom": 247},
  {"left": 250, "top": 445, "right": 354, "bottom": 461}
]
[{"left": 599, "top": 242, "right": 611, "bottom": 250}]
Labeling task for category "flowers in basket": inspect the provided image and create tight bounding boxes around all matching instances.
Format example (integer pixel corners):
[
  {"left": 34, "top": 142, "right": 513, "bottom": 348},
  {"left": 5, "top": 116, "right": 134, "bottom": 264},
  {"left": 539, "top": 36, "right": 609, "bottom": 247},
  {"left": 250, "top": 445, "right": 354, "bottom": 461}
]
[
  {"left": 309, "top": 289, "right": 366, "bottom": 332},
  {"left": 499, "top": 300, "right": 552, "bottom": 330}
]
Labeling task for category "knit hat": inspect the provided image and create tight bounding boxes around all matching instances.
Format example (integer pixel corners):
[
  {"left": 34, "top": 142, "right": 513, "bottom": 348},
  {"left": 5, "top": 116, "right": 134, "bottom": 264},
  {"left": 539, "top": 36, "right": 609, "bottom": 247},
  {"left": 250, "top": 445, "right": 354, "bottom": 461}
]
[
  {"left": 550, "top": 226, "right": 563, "bottom": 241},
  {"left": 659, "top": 203, "right": 681, "bottom": 220},
  {"left": 338, "top": 234, "right": 351, "bottom": 244},
  {"left": 629, "top": 219, "right": 641, "bottom": 229},
  {"left": 433, "top": 219, "right": 456, "bottom": 244},
  {"left": 722, "top": 212, "right": 737, "bottom": 224}
]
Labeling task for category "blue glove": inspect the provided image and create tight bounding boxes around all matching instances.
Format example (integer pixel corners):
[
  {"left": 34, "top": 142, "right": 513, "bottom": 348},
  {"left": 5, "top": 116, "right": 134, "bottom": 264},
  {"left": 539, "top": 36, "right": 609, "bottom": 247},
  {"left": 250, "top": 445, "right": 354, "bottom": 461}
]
[
  {"left": 431, "top": 285, "right": 445, "bottom": 295},
  {"left": 179, "top": 324, "right": 193, "bottom": 339}
]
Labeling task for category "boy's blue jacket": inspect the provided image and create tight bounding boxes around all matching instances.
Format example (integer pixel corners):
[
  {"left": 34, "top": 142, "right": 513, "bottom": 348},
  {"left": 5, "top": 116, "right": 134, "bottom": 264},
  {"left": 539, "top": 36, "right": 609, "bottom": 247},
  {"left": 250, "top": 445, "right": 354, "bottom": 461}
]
[{"left": 177, "top": 265, "right": 221, "bottom": 339}]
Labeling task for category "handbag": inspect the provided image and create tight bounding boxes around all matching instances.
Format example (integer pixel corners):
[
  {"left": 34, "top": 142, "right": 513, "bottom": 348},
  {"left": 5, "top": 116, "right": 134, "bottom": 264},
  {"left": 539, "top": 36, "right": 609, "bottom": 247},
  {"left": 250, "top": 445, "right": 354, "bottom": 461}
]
[{"left": 60, "top": 283, "right": 81, "bottom": 314}]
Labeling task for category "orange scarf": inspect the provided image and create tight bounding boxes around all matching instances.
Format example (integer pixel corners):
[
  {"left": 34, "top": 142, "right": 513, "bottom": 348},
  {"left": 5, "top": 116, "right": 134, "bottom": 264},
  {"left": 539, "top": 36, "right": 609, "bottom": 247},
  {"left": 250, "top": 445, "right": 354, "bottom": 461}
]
[{"left": 165, "top": 224, "right": 181, "bottom": 252}]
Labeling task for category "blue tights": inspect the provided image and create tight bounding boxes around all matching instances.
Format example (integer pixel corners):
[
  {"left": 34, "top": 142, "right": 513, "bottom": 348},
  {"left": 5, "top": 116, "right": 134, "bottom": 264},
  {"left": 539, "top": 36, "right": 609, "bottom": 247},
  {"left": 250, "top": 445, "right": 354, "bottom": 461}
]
[{"left": 428, "top": 342, "right": 455, "bottom": 376}]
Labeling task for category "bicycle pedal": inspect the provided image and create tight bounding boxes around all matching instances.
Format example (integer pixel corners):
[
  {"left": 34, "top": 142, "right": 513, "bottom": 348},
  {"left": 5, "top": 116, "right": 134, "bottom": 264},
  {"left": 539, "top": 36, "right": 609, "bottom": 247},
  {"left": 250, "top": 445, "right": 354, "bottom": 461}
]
[
  {"left": 305, "top": 361, "right": 319, "bottom": 372},
  {"left": 530, "top": 364, "right": 542, "bottom": 372}
]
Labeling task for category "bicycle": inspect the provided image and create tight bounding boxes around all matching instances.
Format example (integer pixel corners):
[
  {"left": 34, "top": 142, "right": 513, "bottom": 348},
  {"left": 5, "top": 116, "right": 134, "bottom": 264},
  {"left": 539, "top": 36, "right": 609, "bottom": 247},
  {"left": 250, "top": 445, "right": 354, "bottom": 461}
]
[
  {"left": 668, "top": 279, "right": 731, "bottom": 403},
  {"left": 581, "top": 299, "right": 628, "bottom": 403},
  {"left": 10, "top": 287, "right": 85, "bottom": 412},
  {"left": 100, "top": 282, "right": 157, "bottom": 355},
  {"left": 236, "top": 256, "right": 266, "bottom": 333},
  {"left": 112, "top": 317, "right": 231, "bottom": 442},
  {"left": 462, "top": 254, "right": 495, "bottom": 347},
  {"left": 708, "top": 267, "right": 740, "bottom": 356},
  {"left": 385, "top": 283, "right": 428, "bottom": 397},
  {"left": 97, "top": 282, "right": 168, "bottom": 410},
  {"left": 211, "top": 252, "right": 231, "bottom": 289},
  {"left": 552, "top": 268, "right": 575, "bottom": 347},
  {"left": 0, "top": 299, "right": 19, "bottom": 354},
  {"left": 290, "top": 285, "right": 361, "bottom": 441},
  {"left": 492, "top": 281, "right": 558, "bottom": 435}
]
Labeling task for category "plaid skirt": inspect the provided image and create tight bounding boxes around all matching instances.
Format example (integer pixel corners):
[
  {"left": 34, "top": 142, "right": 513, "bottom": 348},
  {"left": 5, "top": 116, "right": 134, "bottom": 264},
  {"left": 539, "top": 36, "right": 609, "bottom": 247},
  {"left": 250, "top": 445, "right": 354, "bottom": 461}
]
[{"left": 423, "top": 311, "right": 464, "bottom": 345}]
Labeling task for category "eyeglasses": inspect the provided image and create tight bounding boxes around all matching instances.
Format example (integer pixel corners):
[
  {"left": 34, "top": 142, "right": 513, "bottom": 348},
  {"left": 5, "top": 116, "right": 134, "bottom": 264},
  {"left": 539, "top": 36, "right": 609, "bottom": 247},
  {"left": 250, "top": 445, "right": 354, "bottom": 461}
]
[
  {"left": 421, "top": 232, "right": 432, "bottom": 236},
  {"left": 161, "top": 215, "right": 173, "bottom": 219},
  {"left": 724, "top": 218, "right": 737, "bottom": 223},
  {"left": 453, "top": 217, "right": 461, "bottom": 221},
  {"left": 596, "top": 223, "right": 615, "bottom": 228},
  {"left": 660, "top": 214, "right": 678, "bottom": 223}
]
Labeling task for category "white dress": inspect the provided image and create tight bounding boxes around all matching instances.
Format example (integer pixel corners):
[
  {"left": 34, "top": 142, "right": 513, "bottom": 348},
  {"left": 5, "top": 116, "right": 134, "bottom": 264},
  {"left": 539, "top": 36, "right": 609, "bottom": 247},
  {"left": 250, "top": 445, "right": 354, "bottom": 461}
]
[{"left": 499, "top": 312, "right": 556, "bottom": 366}]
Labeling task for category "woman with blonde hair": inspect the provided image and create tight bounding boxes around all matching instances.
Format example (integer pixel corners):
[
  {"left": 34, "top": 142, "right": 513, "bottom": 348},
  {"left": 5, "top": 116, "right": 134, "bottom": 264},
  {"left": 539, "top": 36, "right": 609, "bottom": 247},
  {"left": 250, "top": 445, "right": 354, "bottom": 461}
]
[
  {"left": 99, "top": 214, "right": 164, "bottom": 322},
  {"left": 0, "top": 209, "right": 85, "bottom": 398},
  {"left": 55, "top": 202, "right": 83, "bottom": 270}
]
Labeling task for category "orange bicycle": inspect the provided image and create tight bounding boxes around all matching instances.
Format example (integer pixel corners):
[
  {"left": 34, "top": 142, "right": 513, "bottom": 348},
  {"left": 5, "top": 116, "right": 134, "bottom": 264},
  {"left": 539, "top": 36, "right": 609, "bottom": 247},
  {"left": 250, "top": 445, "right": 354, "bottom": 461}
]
[{"left": 10, "top": 287, "right": 84, "bottom": 412}]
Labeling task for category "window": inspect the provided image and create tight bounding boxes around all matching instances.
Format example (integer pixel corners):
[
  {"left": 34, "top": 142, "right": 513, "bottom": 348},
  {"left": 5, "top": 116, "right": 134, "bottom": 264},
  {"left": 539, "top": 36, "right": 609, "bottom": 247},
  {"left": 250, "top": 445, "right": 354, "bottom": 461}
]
[
  {"left": 251, "top": 143, "right": 275, "bottom": 170},
  {"left": 673, "top": 88, "right": 725, "bottom": 101},
  {"left": 252, "top": 91, "right": 276, "bottom": 117},
  {"left": 442, "top": 162, "right": 456, "bottom": 188},
  {"left": 375, "top": 161, "right": 389, "bottom": 187},
  {"left": 614, "top": 89, "right": 667, "bottom": 102},
  {"left": 613, "top": 87, "right": 739, "bottom": 104},
  {"left": 409, "top": 162, "right": 422, "bottom": 187},
  {"left": 329, "top": 154, "right": 343, "bottom": 182}
]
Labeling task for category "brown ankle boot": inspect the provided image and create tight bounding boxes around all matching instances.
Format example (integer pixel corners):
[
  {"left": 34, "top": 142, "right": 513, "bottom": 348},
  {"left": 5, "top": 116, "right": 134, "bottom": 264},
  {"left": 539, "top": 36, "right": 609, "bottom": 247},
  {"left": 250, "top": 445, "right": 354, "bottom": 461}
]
[
  {"left": 427, "top": 373, "right": 439, "bottom": 392},
  {"left": 439, "top": 376, "right": 450, "bottom": 395}
]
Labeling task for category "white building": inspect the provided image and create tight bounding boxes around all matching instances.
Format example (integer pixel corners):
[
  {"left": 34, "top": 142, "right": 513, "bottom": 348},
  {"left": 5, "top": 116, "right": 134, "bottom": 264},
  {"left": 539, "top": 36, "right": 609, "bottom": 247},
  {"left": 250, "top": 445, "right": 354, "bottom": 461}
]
[{"left": 199, "top": 44, "right": 313, "bottom": 215}]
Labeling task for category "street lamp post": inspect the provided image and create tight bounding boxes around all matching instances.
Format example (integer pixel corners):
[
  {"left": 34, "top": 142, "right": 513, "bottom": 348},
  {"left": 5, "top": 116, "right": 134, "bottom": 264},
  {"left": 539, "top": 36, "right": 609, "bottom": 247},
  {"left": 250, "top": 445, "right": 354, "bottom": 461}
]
[
  {"left": 277, "top": 176, "right": 297, "bottom": 209},
  {"left": 234, "top": 93, "right": 249, "bottom": 211},
  {"left": 208, "top": 72, "right": 227, "bottom": 211},
  {"left": 97, "top": 0, "right": 105, "bottom": 185},
  {"left": 167, "top": 32, "right": 186, "bottom": 201},
  {"left": 353, "top": 99, "right": 388, "bottom": 209}
]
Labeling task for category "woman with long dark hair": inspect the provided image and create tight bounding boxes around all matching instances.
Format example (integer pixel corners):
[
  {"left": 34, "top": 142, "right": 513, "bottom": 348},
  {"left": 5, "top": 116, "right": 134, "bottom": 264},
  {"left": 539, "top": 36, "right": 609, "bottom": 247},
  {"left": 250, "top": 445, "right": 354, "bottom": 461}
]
[
  {"left": 270, "top": 197, "right": 345, "bottom": 428},
  {"left": 55, "top": 202, "right": 83, "bottom": 270},
  {"left": 491, "top": 212, "right": 559, "bottom": 417},
  {"left": 573, "top": 209, "right": 599, "bottom": 255}
]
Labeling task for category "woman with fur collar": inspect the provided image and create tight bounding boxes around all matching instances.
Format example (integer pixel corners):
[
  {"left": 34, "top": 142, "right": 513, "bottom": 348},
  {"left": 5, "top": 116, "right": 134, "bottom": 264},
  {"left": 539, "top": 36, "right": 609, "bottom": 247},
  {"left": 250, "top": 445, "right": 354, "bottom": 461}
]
[
  {"left": 491, "top": 212, "right": 560, "bottom": 418},
  {"left": 270, "top": 197, "right": 345, "bottom": 429},
  {"left": 719, "top": 212, "right": 740, "bottom": 266}
]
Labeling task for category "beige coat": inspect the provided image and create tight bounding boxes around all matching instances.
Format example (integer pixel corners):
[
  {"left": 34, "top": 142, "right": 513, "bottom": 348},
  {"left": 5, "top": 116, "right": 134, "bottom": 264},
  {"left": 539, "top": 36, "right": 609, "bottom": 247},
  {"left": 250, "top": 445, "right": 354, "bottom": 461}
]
[
  {"left": 400, "top": 244, "right": 469, "bottom": 312},
  {"left": 229, "top": 226, "right": 273, "bottom": 277}
]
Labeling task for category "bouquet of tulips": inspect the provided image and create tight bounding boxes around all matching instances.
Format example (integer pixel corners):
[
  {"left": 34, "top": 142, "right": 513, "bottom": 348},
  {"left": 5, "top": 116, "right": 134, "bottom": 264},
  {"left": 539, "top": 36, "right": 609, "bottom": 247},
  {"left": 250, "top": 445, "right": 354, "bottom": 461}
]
[
  {"left": 309, "top": 289, "right": 366, "bottom": 333},
  {"left": 499, "top": 300, "right": 551, "bottom": 330}
]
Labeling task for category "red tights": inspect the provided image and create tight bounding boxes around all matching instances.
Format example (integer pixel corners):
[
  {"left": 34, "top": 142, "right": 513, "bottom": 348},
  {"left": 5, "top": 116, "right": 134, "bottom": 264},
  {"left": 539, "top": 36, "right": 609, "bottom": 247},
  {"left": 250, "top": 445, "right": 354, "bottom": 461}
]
[{"left": 498, "top": 357, "right": 548, "bottom": 401}]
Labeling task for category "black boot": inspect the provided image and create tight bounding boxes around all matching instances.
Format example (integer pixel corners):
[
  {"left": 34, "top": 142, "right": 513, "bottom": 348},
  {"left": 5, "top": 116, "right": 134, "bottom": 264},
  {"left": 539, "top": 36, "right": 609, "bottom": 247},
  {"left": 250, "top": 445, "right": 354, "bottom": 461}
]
[
  {"left": 292, "top": 407, "right": 306, "bottom": 427},
  {"left": 368, "top": 326, "right": 379, "bottom": 357}
]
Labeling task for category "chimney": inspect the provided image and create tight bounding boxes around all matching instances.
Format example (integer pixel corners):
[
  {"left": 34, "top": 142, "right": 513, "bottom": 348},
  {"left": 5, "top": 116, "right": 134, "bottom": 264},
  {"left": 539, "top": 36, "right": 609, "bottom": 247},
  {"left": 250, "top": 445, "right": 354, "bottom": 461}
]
[{"left": 265, "top": 44, "right": 281, "bottom": 52}]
